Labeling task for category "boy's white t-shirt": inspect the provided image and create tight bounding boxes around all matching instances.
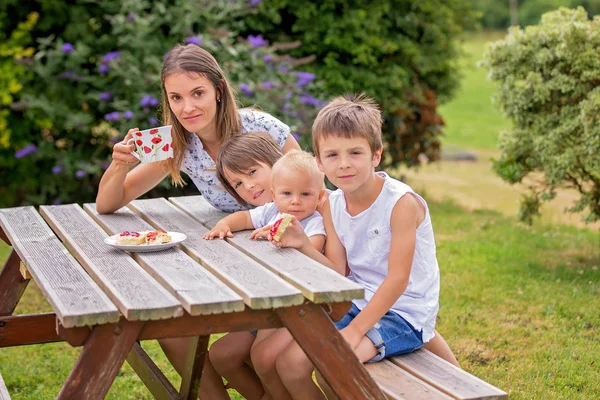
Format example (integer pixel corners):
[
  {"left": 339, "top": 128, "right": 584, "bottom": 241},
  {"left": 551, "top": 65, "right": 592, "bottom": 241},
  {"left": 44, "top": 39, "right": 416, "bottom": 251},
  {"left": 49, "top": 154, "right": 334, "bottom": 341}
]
[
  {"left": 328, "top": 172, "right": 440, "bottom": 342},
  {"left": 249, "top": 202, "right": 326, "bottom": 238}
]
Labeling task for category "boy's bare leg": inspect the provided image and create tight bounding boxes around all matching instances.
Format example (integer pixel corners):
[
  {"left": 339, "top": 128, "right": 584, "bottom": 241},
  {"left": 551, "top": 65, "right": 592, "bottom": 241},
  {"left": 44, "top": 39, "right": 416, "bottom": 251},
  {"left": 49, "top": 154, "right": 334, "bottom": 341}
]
[
  {"left": 158, "top": 337, "right": 230, "bottom": 400},
  {"left": 424, "top": 330, "right": 460, "bottom": 368},
  {"left": 210, "top": 331, "right": 265, "bottom": 400},
  {"left": 251, "top": 328, "right": 294, "bottom": 400}
]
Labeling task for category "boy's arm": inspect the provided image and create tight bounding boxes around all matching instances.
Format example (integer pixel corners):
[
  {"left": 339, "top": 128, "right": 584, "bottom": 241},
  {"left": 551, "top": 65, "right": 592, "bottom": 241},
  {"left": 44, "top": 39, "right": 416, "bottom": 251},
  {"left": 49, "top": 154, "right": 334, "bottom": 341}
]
[
  {"left": 321, "top": 200, "right": 347, "bottom": 276},
  {"left": 308, "top": 234, "right": 326, "bottom": 253},
  {"left": 342, "top": 195, "right": 421, "bottom": 348},
  {"left": 203, "top": 211, "right": 253, "bottom": 240}
]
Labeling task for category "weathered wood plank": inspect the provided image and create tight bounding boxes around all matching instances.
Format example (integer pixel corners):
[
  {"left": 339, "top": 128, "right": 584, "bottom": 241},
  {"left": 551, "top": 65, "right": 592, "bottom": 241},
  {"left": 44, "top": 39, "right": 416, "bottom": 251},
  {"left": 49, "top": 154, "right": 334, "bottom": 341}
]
[
  {"left": 85, "top": 204, "right": 244, "bottom": 315},
  {"left": 389, "top": 350, "right": 508, "bottom": 400},
  {"left": 170, "top": 195, "right": 364, "bottom": 303},
  {"left": 126, "top": 342, "right": 180, "bottom": 400},
  {"left": 128, "top": 198, "right": 303, "bottom": 309},
  {"left": 365, "top": 359, "right": 452, "bottom": 400},
  {"left": 0, "top": 372, "right": 10, "bottom": 400},
  {"left": 0, "top": 207, "right": 119, "bottom": 328},
  {"left": 40, "top": 204, "right": 183, "bottom": 321},
  {"left": 0, "top": 250, "right": 29, "bottom": 316}
]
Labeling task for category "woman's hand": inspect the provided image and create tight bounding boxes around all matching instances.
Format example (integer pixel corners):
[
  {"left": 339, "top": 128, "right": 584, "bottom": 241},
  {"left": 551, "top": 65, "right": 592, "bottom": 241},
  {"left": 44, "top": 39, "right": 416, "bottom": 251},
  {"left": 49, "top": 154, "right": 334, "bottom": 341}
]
[
  {"left": 203, "top": 221, "right": 233, "bottom": 240},
  {"left": 111, "top": 129, "right": 141, "bottom": 166}
]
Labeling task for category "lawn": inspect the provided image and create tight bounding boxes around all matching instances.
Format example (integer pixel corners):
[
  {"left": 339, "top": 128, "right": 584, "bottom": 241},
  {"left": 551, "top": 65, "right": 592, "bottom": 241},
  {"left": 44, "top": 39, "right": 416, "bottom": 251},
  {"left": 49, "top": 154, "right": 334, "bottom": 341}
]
[{"left": 1, "top": 199, "right": 599, "bottom": 399}]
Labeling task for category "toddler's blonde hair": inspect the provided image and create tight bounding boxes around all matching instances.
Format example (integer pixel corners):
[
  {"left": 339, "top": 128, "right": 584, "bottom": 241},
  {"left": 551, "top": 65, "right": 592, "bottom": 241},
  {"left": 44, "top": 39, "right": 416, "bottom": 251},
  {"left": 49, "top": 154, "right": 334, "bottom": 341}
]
[{"left": 271, "top": 149, "right": 324, "bottom": 190}]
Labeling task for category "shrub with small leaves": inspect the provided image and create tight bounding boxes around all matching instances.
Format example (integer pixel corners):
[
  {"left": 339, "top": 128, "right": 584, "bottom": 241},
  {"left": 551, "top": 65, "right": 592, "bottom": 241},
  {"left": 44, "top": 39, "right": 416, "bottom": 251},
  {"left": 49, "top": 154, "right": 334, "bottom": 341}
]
[{"left": 481, "top": 7, "right": 600, "bottom": 224}]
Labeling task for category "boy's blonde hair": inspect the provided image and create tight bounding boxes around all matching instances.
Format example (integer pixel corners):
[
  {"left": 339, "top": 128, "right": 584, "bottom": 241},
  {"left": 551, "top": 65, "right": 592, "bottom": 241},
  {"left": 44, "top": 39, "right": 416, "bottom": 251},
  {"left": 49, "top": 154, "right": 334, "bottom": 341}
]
[
  {"left": 271, "top": 149, "right": 324, "bottom": 189},
  {"left": 216, "top": 131, "right": 283, "bottom": 207},
  {"left": 312, "top": 93, "right": 383, "bottom": 159}
]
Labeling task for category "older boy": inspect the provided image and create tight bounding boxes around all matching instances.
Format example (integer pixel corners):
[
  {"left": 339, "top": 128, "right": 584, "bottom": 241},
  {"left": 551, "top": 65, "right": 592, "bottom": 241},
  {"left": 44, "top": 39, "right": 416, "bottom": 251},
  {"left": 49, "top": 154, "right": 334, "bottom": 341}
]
[{"left": 272, "top": 94, "right": 456, "bottom": 399}]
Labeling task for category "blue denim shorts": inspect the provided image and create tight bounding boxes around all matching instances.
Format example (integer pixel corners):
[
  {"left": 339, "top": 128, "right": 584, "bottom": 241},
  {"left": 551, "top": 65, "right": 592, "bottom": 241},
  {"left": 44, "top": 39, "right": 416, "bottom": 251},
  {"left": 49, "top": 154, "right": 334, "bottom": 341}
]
[{"left": 334, "top": 303, "right": 424, "bottom": 362}]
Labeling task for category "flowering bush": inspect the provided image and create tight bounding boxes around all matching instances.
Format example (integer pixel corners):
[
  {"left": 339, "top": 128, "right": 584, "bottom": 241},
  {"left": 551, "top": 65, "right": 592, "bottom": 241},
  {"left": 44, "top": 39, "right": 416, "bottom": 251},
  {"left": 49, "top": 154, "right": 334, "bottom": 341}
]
[{"left": 1, "top": 0, "right": 324, "bottom": 207}]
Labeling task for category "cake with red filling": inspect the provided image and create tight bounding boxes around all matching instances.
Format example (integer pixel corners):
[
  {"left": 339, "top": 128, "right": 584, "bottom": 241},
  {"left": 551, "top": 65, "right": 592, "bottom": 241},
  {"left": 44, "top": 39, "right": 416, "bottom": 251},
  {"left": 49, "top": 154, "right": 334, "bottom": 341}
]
[
  {"left": 146, "top": 230, "right": 171, "bottom": 244},
  {"left": 269, "top": 213, "right": 294, "bottom": 241},
  {"left": 116, "top": 231, "right": 146, "bottom": 245}
]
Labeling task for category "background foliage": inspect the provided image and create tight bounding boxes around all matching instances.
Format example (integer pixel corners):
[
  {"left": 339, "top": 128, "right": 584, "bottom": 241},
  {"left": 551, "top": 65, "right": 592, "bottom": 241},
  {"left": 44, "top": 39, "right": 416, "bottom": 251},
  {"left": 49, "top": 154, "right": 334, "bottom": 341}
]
[
  {"left": 481, "top": 7, "right": 600, "bottom": 224},
  {"left": 0, "top": 0, "right": 324, "bottom": 207},
  {"left": 1, "top": 0, "right": 476, "bottom": 207}
]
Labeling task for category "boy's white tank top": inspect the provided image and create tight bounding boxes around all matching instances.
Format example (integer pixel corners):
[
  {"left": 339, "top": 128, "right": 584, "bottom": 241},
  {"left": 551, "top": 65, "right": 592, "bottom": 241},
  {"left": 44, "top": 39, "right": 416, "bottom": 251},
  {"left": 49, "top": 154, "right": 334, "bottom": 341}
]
[{"left": 329, "top": 172, "right": 440, "bottom": 342}]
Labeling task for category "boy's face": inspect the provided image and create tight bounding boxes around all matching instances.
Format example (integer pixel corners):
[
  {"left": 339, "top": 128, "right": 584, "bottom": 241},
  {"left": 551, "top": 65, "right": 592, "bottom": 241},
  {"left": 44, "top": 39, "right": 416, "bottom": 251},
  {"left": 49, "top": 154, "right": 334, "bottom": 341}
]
[
  {"left": 316, "top": 136, "right": 382, "bottom": 194},
  {"left": 223, "top": 162, "right": 272, "bottom": 206},
  {"left": 271, "top": 169, "right": 323, "bottom": 222}
]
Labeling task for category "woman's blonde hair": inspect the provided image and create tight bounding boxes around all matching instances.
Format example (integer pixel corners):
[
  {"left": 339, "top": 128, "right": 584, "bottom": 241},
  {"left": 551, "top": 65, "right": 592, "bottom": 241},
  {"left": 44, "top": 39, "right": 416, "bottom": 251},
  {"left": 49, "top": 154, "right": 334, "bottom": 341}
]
[
  {"left": 216, "top": 132, "right": 283, "bottom": 207},
  {"left": 160, "top": 44, "right": 241, "bottom": 186}
]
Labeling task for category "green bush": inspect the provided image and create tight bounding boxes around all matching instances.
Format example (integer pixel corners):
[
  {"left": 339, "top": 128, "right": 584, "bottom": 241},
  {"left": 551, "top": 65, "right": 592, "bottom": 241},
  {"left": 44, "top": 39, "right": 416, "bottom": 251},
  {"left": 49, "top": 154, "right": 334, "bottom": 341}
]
[
  {"left": 481, "top": 7, "right": 600, "bottom": 224},
  {"left": 0, "top": 0, "right": 324, "bottom": 207},
  {"left": 240, "top": 0, "right": 478, "bottom": 167}
]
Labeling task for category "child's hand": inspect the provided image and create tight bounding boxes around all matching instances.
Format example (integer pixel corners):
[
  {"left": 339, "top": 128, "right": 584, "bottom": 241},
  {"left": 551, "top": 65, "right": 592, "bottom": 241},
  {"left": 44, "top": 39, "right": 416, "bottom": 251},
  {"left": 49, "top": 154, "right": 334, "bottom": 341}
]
[
  {"left": 340, "top": 325, "right": 363, "bottom": 350},
  {"left": 249, "top": 225, "right": 272, "bottom": 240},
  {"left": 269, "top": 217, "right": 310, "bottom": 250},
  {"left": 316, "top": 190, "right": 330, "bottom": 215},
  {"left": 203, "top": 222, "right": 233, "bottom": 240}
]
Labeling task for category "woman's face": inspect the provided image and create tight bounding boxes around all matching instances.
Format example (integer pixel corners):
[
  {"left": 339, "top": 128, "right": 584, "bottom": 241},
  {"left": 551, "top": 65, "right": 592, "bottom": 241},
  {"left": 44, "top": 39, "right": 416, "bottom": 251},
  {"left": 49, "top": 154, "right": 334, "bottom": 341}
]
[
  {"left": 164, "top": 72, "right": 218, "bottom": 135},
  {"left": 223, "top": 162, "right": 273, "bottom": 206}
]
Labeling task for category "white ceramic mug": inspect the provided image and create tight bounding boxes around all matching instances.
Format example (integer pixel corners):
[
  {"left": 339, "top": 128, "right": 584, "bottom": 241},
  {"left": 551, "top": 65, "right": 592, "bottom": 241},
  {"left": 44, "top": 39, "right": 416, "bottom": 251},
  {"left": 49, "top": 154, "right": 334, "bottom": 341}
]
[{"left": 127, "top": 125, "right": 173, "bottom": 164}]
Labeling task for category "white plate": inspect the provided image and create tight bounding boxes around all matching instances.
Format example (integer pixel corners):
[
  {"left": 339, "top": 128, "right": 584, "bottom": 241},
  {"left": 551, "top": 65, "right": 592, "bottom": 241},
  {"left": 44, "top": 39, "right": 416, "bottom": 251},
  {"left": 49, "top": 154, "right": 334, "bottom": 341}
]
[{"left": 104, "top": 231, "right": 187, "bottom": 252}]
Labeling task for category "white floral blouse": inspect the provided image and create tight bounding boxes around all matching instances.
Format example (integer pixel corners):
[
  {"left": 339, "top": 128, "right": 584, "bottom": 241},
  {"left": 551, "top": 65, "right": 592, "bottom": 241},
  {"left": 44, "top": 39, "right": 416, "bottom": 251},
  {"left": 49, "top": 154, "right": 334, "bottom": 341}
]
[{"left": 180, "top": 109, "right": 289, "bottom": 213}]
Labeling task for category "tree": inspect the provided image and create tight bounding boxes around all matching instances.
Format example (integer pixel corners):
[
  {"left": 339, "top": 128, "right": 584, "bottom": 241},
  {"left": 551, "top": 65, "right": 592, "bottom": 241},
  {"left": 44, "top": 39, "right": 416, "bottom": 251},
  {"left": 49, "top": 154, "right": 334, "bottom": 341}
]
[{"left": 481, "top": 7, "right": 600, "bottom": 224}]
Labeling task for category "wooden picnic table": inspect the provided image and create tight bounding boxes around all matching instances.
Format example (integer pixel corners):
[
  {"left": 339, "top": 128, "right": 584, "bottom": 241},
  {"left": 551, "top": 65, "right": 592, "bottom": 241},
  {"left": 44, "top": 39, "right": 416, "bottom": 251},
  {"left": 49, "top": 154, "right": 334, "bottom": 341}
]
[
  {"left": 0, "top": 195, "right": 384, "bottom": 399},
  {"left": 0, "top": 195, "right": 508, "bottom": 400}
]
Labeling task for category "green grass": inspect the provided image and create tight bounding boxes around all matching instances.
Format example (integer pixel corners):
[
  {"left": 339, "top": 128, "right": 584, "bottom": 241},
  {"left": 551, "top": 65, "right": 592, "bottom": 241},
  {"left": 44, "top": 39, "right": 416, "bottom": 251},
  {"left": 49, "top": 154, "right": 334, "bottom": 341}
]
[
  {"left": 439, "top": 31, "right": 511, "bottom": 152},
  {"left": 2, "top": 201, "right": 599, "bottom": 399}
]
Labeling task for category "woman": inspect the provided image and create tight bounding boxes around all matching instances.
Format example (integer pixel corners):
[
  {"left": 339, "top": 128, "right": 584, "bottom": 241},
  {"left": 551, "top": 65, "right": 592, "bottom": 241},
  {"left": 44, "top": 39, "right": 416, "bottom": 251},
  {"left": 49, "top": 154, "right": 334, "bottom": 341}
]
[
  {"left": 96, "top": 43, "right": 301, "bottom": 399},
  {"left": 96, "top": 43, "right": 299, "bottom": 214}
]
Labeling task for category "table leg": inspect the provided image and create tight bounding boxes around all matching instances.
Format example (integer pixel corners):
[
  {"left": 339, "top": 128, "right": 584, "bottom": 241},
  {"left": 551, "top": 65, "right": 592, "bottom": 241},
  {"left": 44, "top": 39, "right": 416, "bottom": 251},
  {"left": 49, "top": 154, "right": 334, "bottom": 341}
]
[
  {"left": 179, "top": 335, "right": 210, "bottom": 400},
  {"left": 0, "top": 250, "right": 30, "bottom": 316},
  {"left": 57, "top": 319, "right": 144, "bottom": 400},
  {"left": 276, "top": 302, "right": 386, "bottom": 400}
]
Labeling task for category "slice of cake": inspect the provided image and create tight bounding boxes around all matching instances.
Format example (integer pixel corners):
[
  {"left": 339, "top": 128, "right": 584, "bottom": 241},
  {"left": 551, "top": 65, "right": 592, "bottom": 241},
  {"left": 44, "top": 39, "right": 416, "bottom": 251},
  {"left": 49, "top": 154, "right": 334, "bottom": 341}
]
[
  {"left": 116, "top": 231, "right": 146, "bottom": 245},
  {"left": 146, "top": 230, "right": 171, "bottom": 244},
  {"left": 269, "top": 213, "right": 294, "bottom": 241}
]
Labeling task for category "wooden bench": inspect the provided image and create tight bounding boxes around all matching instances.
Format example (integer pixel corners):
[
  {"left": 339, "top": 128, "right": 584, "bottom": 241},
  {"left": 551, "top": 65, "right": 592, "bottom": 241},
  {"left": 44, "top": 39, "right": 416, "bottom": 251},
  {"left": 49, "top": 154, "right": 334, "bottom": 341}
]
[
  {"left": 366, "top": 349, "right": 507, "bottom": 399},
  {"left": 0, "top": 373, "right": 11, "bottom": 400}
]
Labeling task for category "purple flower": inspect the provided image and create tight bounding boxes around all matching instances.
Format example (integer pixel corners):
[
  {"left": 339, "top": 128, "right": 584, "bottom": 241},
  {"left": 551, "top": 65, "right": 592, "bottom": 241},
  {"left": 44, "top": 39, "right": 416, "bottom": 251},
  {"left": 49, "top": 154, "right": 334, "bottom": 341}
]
[
  {"left": 99, "top": 92, "right": 112, "bottom": 102},
  {"left": 140, "top": 95, "right": 159, "bottom": 107},
  {"left": 110, "top": 136, "right": 121, "bottom": 144},
  {"left": 104, "top": 112, "right": 121, "bottom": 121},
  {"left": 52, "top": 166, "right": 63, "bottom": 175},
  {"left": 59, "top": 71, "right": 78, "bottom": 80},
  {"left": 284, "top": 91, "right": 293, "bottom": 100},
  {"left": 98, "top": 64, "right": 110, "bottom": 74},
  {"left": 292, "top": 133, "right": 300, "bottom": 141},
  {"left": 239, "top": 83, "right": 254, "bottom": 96},
  {"left": 185, "top": 36, "right": 203, "bottom": 46},
  {"left": 102, "top": 162, "right": 111, "bottom": 170},
  {"left": 127, "top": 12, "right": 136, "bottom": 22},
  {"left": 247, "top": 34, "right": 268, "bottom": 48},
  {"left": 75, "top": 170, "right": 87, "bottom": 179},
  {"left": 148, "top": 117, "right": 159, "bottom": 126},
  {"left": 262, "top": 81, "right": 274, "bottom": 90},
  {"left": 102, "top": 51, "right": 121, "bottom": 63},
  {"left": 288, "top": 111, "right": 298, "bottom": 118},
  {"left": 62, "top": 43, "right": 74, "bottom": 54},
  {"left": 278, "top": 65, "right": 289, "bottom": 73},
  {"left": 250, "top": 0, "right": 263, "bottom": 5},
  {"left": 296, "top": 71, "right": 316, "bottom": 87},
  {"left": 53, "top": 199, "right": 63, "bottom": 205},
  {"left": 300, "top": 95, "right": 321, "bottom": 107},
  {"left": 123, "top": 110, "right": 134, "bottom": 119},
  {"left": 15, "top": 144, "right": 37, "bottom": 158},
  {"left": 263, "top": 55, "right": 272, "bottom": 63},
  {"left": 282, "top": 103, "right": 290, "bottom": 111}
]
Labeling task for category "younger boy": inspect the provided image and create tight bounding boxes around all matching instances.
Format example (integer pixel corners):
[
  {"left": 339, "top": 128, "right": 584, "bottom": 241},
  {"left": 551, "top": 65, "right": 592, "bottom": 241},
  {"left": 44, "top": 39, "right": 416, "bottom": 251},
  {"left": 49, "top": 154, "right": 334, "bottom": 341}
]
[
  {"left": 272, "top": 94, "right": 449, "bottom": 399},
  {"left": 204, "top": 149, "right": 326, "bottom": 251}
]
